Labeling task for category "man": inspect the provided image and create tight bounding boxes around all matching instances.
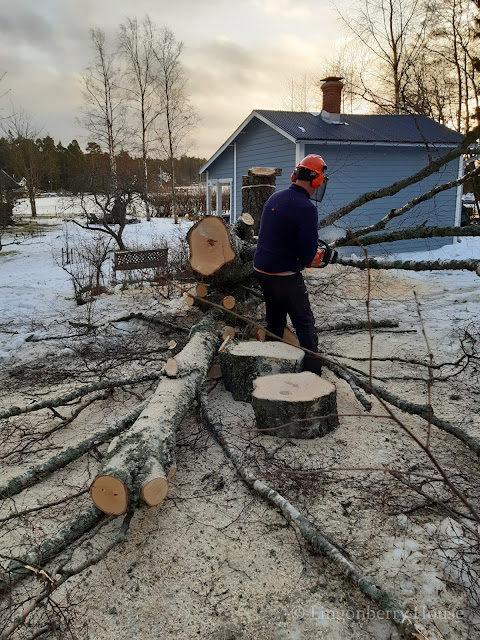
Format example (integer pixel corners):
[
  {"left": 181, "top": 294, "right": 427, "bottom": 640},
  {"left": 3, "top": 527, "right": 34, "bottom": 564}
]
[{"left": 253, "top": 154, "right": 328, "bottom": 375}]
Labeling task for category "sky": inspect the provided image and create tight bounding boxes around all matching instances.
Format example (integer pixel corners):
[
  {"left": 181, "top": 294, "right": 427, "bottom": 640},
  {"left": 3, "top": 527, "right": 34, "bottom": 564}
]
[{"left": 0, "top": 0, "right": 346, "bottom": 160}]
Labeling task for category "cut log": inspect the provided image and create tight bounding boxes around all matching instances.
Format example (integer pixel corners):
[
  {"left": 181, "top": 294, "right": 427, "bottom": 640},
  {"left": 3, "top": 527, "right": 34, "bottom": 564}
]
[
  {"left": 221, "top": 326, "right": 236, "bottom": 341},
  {"left": 220, "top": 341, "right": 304, "bottom": 402},
  {"left": 252, "top": 372, "right": 339, "bottom": 439},
  {"left": 242, "top": 171, "right": 277, "bottom": 235},
  {"left": 283, "top": 327, "right": 300, "bottom": 347},
  {"left": 164, "top": 358, "right": 179, "bottom": 378},
  {"left": 196, "top": 283, "right": 209, "bottom": 298},
  {"left": 90, "top": 313, "right": 222, "bottom": 515},
  {"left": 188, "top": 216, "right": 235, "bottom": 276},
  {"left": 222, "top": 295, "right": 235, "bottom": 310},
  {"left": 188, "top": 216, "right": 255, "bottom": 285},
  {"left": 233, "top": 213, "right": 255, "bottom": 242}
]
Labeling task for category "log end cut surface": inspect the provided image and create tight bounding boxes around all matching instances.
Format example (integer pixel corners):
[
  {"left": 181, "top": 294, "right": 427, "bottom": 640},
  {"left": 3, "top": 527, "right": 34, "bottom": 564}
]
[
  {"left": 90, "top": 475, "right": 128, "bottom": 515},
  {"left": 142, "top": 477, "right": 168, "bottom": 507},
  {"left": 253, "top": 371, "right": 335, "bottom": 402},
  {"left": 252, "top": 372, "right": 339, "bottom": 439},
  {"left": 189, "top": 216, "right": 236, "bottom": 276}
]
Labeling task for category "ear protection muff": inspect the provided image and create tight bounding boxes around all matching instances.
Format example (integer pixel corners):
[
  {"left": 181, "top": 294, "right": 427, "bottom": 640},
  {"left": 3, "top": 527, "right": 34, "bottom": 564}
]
[{"left": 291, "top": 165, "right": 327, "bottom": 189}]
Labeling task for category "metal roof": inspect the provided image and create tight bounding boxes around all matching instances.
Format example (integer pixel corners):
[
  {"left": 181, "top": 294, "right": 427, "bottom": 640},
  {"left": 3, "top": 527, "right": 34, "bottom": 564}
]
[
  {"left": 199, "top": 110, "right": 464, "bottom": 174},
  {"left": 255, "top": 110, "right": 464, "bottom": 145}
]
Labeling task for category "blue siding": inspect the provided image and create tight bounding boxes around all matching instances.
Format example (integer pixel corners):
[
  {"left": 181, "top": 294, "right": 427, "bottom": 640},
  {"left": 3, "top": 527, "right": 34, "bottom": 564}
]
[
  {"left": 235, "top": 118, "right": 295, "bottom": 213},
  {"left": 206, "top": 116, "right": 460, "bottom": 255},
  {"left": 207, "top": 117, "right": 295, "bottom": 220},
  {"left": 306, "top": 143, "right": 459, "bottom": 255}
]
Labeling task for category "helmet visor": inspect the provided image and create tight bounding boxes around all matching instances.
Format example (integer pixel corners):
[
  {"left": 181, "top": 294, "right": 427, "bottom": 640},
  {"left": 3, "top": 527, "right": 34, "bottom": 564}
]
[{"left": 316, "top": 175, "right": 328, "bottom": 203}]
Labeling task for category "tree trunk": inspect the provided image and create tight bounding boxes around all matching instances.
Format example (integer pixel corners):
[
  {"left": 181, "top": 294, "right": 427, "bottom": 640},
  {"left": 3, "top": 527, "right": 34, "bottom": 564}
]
[
  {"left": 252, "top": 372, "right": 339, "bottom": 438},
  {"left": 241, "top": 171, "right": 276, "bottom": 235},
  {"left": 220, "top": 341, "right": 304, "bottom": 402},
  {"left": 187, "top": 215, "right": 256, "bottom": 286},
  {"left": 89, "top": 313, "right": 222, "bottom": 514}
]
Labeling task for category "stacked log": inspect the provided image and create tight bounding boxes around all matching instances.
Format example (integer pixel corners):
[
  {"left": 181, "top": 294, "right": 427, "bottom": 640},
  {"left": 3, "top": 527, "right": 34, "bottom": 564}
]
[
  {"left": 252, "top": 372, "right": 339, "bottom": 439},
  {"left": 219, "top": 341, "right": 304, "bottom": 402}
]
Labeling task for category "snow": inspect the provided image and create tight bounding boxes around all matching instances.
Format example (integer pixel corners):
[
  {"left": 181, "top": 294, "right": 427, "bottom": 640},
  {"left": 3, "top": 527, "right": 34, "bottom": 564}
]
[
  {"left": 0, "top": 197, "right": 193, "bottom": 365},
  {"left": 1, "top": 197, "right": 480, "bottom": 638}
]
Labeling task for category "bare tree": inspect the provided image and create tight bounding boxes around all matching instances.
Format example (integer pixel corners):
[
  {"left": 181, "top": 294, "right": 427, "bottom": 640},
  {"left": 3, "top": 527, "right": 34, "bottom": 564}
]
[
  {"left": 2, "top": 106, "right": 43, "bottom": 218},
  {"left": 336, "top": 0, "right": 433, "bottom": 113},
  {"left": 153, "top": 27, "right": 198, "bottom": 224},
  {"left": 118, "top": 15, "right": 164, "bottom": 221},
  {"left": 80, "top": 29, "right": 127, "bottom": 193},
  {"left": 281, "top": 73, "right": 319, "bottom": 112}
]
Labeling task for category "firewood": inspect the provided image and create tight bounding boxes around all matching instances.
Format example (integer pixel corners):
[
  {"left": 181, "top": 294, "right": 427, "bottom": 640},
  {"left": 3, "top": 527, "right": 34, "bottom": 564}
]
[
  {"left": 207, "top": 363, "right": 222, "bottom": 380},
  {"left": 221, "top": 326, "right": 236, "bottom": 341},
  {"left": 167, "top": 340, "right": 177, "bottom": 350},
  {"left": 255, "top": 327, "right": 266, "bottom": 342},
  {"left": 252, "top": 372, "right": 339, "bottom": 438},
  {"left": 222, "top": 295, "right": 235, "bottom": 310},
  {"left": 283, "top": 327, "right": 300, "bottom": 347},
  {"left": 196, "top": 283, "right": 209, "bottom": 298},
  {"left": 220, "top": 341, "right": 304, "bottom": 402},
  {"left": 241, "top": 212, "right": 254, "bottom": 225},
  {"left": 164, "top": 358, "right": 179, "bottom": 377}
]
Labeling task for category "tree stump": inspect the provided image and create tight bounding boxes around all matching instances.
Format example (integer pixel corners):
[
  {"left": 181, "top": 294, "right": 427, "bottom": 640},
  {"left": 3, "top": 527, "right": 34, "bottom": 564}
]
[
  {"left": 220, "top": 341, "right": 304, "bottom": 402},
  {"left": 242, "top": 170, "right": 277, "bottom": 235},
  {"left": 252, "top": 372, "right": 339, "bottom": 439}
]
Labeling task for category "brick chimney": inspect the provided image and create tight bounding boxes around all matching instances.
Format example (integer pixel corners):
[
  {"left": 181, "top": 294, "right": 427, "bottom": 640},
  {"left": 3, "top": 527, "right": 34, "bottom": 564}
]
[{"left": 320, "top": 76, "right": 344, "bottom": 115}]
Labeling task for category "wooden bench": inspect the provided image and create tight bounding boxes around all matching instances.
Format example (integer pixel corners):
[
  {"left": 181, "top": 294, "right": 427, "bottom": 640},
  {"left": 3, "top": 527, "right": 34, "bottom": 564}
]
[{"left": 114, "top": 248, "right": 168, "bottom": 275}]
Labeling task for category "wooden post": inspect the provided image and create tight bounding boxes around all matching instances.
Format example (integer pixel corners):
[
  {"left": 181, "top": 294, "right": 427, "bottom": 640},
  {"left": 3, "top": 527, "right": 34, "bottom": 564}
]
[{"left": 241, "top": 167, "right": 280, "bottom": 235}]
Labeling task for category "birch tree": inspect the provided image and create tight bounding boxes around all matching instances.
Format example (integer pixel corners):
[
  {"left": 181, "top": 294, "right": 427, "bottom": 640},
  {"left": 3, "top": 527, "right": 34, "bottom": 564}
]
[
  {"left": 153, "top": 27, "right": 198, "bottom": 224},
  {"left": 118, "top": 15, "right": 163, "bottom": 220}
]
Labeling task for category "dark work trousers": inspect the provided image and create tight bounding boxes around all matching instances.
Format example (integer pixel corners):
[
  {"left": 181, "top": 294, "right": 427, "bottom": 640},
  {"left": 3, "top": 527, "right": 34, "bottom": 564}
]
[{"left": 255, "top": 271, "right": 322, "bottom": 375}]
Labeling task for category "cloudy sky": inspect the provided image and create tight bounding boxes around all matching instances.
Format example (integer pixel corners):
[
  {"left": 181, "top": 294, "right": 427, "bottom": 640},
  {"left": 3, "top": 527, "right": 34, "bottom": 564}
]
[{"left": 0, "top": 0, "right": 348, "bottom": 159}]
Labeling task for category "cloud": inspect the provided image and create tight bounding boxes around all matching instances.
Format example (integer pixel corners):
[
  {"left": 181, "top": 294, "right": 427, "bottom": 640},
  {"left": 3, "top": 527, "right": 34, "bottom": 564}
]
[{"left": 248, "top": 0, "right": 312, "bottom": 20}]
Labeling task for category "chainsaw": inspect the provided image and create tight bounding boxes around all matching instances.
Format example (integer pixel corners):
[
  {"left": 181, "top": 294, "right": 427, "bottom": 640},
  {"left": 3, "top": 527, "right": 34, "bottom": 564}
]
[{"left": 308, "top": 239, "right": 338, "bottom": 268}]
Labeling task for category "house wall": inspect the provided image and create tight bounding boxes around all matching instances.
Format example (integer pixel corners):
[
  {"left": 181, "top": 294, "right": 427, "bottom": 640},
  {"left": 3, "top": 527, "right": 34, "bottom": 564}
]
[
  {"left": 206, "top": 117, "right": 295, "bottom": 220},
  {"left": 306, "top": 142, "right": 459, "bottom": 256},
  {"left": 205, "top": 117, "right": 460, "bottom": 255}
]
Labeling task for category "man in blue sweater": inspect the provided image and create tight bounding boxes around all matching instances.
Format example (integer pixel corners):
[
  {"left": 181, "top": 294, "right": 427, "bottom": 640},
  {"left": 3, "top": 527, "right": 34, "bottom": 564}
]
[{"left": 253, "top": 154, "right": 328, "bottom": 375}]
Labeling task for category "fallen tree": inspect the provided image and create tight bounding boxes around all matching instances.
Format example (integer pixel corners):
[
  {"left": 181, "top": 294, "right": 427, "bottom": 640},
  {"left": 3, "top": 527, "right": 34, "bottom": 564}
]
[
  {"left": 199, "top": 387, "right": 440, "bottom": 640},
  {"left": 89, "top": 312, "right": 223, "bottom": 515}
]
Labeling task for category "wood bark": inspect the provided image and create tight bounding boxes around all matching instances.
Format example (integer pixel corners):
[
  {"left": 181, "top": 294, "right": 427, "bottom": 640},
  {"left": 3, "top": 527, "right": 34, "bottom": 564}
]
[
  {"left": 220, "top": 341, "right": 304, "bottom": 402},
  {"left": 241, "top": 172, "right": 276, "bottom": 235},
  {"left": 332, "top": 164, "right": 480, "bottom": 246},
  {"left": 0, "top": 370, "right": 161, "bottom": 420},
  {"left": 337, "top": 225, "right": 480, "bottom": 248},
  {"left": 318, "top": 123, "right": 480, "bottom": 230},
  {"left": 252, "top": 372, "right": 339, "bottom": 438},
  {"left": 90, "top": 313, "right": 222, "bottom": 514},
  {"left": 0, "top": 402, "right": 146, "bottom": 499},
  {"left": 199, "top": 389, "right": 436, "bottom": 640},
  {"left": 0, "top": 504, "right": 104, "bottom": 593},
  {"left": 336, "top": 256, "right": 480, "bottom": 275}
]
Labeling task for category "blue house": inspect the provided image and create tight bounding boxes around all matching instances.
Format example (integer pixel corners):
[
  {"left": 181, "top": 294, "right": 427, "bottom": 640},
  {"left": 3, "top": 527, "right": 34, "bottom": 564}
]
[{"left": 199, "top": 78, "right": 464, "bottom": 255}]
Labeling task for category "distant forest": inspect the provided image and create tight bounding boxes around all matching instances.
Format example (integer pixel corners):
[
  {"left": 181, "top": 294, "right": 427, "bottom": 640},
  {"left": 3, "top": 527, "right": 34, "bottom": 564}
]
[{"left": 0, "top": 136, "right": 206, "bottom": 194}]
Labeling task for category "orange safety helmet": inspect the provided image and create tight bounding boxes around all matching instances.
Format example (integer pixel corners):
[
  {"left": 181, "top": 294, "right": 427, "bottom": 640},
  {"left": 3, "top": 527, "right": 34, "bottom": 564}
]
[{"left": 291, "top": 154, "right": 327, "bottom": 189}]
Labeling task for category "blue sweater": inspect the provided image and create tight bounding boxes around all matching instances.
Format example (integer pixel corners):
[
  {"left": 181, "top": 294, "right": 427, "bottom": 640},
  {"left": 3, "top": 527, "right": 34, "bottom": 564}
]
[{"left": 253, "top": 184, "right": 318, "bottom": 274}]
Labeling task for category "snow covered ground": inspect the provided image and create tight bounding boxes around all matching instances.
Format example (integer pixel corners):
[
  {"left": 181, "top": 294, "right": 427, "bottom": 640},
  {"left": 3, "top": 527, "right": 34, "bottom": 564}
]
[
  {"left": 1, "top": 197, "right": 480, "bottom": 639},
  {"left": 1, "top": 197, "right": 193, "bottom": 365},
  {"left": 1, "top": 196, "right": 479, "bottom": 367}
]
